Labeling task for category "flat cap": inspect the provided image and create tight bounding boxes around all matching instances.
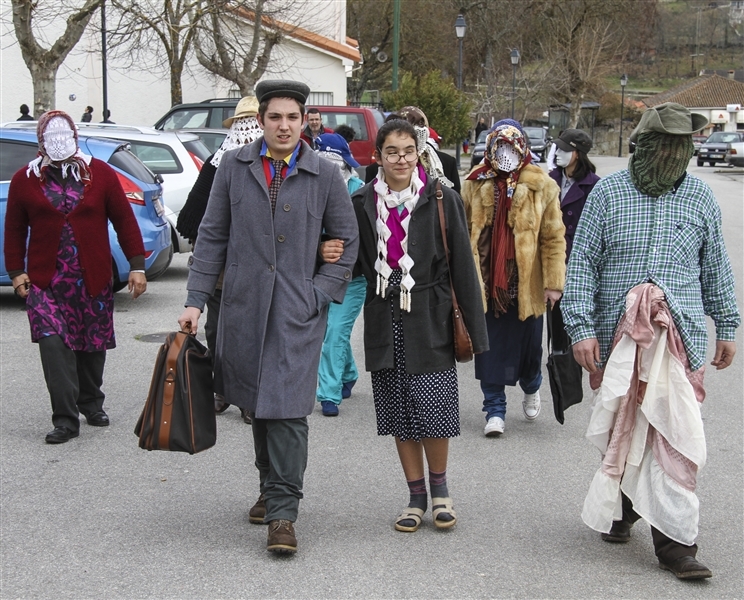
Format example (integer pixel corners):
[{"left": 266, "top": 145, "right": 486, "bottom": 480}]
[{"left": 255, "top": 80, "right": 310, "bottom": 104}]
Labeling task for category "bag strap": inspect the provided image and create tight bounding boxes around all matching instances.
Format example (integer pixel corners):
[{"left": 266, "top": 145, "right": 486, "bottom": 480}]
[
  {"left": 158, "top": 331, "right": 187, "bottom": 449},
  {"left": 435, "top": 181, "right": 461, "bottom": 315}
]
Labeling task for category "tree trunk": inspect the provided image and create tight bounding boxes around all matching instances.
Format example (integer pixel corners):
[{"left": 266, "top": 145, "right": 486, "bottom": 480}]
[{"left": 30, "top": 65, "right": 58, "bottom": 116}]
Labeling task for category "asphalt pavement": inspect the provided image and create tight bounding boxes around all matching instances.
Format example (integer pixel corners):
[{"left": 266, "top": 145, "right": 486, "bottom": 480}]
[{"left": 1, "top": 157, "right": 742, "bottom": 599}]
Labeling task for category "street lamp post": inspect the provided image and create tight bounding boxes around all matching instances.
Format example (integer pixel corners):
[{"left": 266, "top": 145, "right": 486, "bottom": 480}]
[
  {"left": 510, "top": 49, "right": 520, "bottom": 120},
  {"left": 454, "top": 14, "right": 466, "bottom": 169},
  {"left": 618, "top": 74, "right": 628, "bottom": 157}
]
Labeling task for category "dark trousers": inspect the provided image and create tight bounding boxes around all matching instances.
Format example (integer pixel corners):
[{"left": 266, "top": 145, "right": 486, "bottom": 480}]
[
  {"left": 252, "top": 416, "right": 309, "bottom": 522},
  {"left": 620, "top": 493, "right": 698, "bottom": 562},
  {"left": 204, "top": 288, "right": 222, "bottom": 355},
  {"left": 38, "top": 335, "right": 106, "bottom": 432}
]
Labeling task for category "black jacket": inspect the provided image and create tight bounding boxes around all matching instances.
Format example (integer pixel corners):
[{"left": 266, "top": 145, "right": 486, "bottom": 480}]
[{"left": 352, "top": 178, "right": 488, "bottom": 374}]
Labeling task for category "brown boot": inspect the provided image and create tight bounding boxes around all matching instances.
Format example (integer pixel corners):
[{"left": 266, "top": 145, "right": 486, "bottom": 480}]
[
  {"left": 267, "top": 520, "right": 297, "bottom": 554},
  {"left": 240, "top": 408, "right": 252, "bottom": 424},
  {"left": 248, "top": 494, "right": 266, "bottom": 524},
  {"left": 214, "top": 394, "right": 230, "bottom": 414}
]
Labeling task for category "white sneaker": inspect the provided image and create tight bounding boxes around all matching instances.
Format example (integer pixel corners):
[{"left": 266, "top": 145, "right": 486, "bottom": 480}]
[
  {"left": 522, "top": 390, "right": 541, "bottom": 421},
  {"left": 484, "top": 416, "right": 505, "bottom": 437}
]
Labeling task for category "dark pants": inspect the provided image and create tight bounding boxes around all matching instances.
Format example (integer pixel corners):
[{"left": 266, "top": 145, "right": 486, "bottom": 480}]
[
  {"left": 38, "top": 335, "right": 106, "bottom": 432},
  {"left": 620, "top": 493, "right": 698, "bottom": 562},
  {"left": 252, "top": 416, "right": 309, "bottom": 522},
  {"left": 204, "top": 287, "right": 222, "bottom": 355}
]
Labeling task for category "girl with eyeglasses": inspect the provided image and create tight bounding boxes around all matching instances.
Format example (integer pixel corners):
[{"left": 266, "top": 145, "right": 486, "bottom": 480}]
[{"left": 350, "top": 118, "right": 488, "bottom": 533}]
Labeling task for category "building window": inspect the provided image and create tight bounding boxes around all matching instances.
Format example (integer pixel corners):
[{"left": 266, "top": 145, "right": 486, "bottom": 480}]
[{"left": 308, "top": 92, "right": 334, "bottom": 106}]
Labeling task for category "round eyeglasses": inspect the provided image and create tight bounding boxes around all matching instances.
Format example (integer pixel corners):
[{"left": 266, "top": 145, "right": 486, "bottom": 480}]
[{"left": 382, "top": 151, "right": 418, "bottom": 164}]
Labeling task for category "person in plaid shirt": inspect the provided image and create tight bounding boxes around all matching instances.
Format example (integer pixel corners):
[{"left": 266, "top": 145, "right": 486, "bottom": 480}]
[{"left": 562, "top": 102, "right": 739, "bottom": 581}]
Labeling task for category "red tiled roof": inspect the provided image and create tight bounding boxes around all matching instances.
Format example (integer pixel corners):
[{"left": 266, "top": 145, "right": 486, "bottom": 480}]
[
  {"left": 232, "top": 7, "right": 360, "bottom": 63},
  {"left": 644, "top": 75, "right": 744, "bottom": 109}
]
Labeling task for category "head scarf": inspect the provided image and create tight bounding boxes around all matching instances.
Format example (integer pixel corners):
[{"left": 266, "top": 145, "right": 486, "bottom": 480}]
[
  {"left": 373, "top": 164, "right": 426, "bottom": 312},
  {"left": 27, "top": 110, "right": 91, "bottom": 185},
  {"left": 393, "top": 106, "right": 453, "bottom": 188},
  {"left": 629, "top": 131, "right": 694, "bottom": 197},
  {"left": 467, "top": 120, "right": 531, "bottom": 196},
  {"left": 210, "top": 115, "right": 263, "bottom": 167}
]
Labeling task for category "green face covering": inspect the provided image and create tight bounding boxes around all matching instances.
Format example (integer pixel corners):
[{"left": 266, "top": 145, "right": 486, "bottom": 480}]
[{"left": 629, "top": 131, "right": 694, "bottom": 197}]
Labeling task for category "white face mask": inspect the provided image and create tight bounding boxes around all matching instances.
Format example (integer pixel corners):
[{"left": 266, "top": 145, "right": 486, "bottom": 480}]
[
  {"left": 555, "top": 148, "right": 574, "bottom": 168},
  {"left": 414, "top": 126, "right": 428, "bottom": 155},
  {"left": 43, "top": 117, "right": 77, "bottom": 161},
  {"left": 495, "top": 140, "right": 521, "bottom": 172}
]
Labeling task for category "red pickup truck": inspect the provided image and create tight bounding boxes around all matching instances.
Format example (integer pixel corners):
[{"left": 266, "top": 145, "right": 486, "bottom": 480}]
[{"left": 155, "top": 99, "right": 385, "bottom": 167}]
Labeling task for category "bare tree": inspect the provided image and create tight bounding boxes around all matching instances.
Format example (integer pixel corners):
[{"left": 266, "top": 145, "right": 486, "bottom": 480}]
[
  {"left": 193, "top": 0, "right": 288, "bottom": 96},
  {"left": 10, "top": 0, "right": 103, "bottom": 116},
  {"left": 108, "top": 0, "right": 209, "bottom": 106}
]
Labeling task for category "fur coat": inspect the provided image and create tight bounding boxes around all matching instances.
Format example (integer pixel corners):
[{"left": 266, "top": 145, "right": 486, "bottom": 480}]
[{"left": 462, "top": 164, "right": 566, "bottom": 320}]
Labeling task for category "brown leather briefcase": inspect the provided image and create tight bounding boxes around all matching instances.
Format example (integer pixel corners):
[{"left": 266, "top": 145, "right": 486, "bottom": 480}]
[{"left": 135, "top": 330, "right": 215, "bottom": 454}]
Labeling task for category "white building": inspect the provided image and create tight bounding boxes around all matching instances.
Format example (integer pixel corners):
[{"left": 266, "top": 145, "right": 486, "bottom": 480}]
[{"left": 0, "top": 0, "right": 359, "bottom": 125}]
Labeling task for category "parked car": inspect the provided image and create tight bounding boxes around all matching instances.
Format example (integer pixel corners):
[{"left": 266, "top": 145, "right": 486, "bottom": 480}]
[
  {"left": 697, "top": 131, "right": 744, "bottom": 167},
  {"left": 692, "top": 134, "right": 707, "bottom": 155},
  {"left": 470, "top": 129, "right": 489, "bottom": 168},
  {"left": 72, "top": 124, "right": 210, "bottom": 253},
  {"left": 724, "top": 141, "right": 744, "bottom": 167},
  {"left": 0, "top": 127, "right": 171, "bottom": 290},
  {"left": 154, "top": 99, "right": 385, "bottom": 167},
  {"left": 523, "top": 126, "right": 552, "bottom": 162},
  {"left": 176, "top": 128, "right": 228, "bottom": 155}
]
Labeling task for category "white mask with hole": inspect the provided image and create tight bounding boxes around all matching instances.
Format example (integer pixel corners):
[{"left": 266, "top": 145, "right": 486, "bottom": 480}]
[{"left": 43, "top": 117, "right": 77, "bottom": 161}]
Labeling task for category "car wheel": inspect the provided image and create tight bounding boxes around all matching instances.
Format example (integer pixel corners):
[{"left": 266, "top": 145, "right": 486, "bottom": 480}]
[
  {"left": 709, "top": 161, "right": 715, "bottom": 167},
  {"left": 697, "top": 160, "right": 704, "bottom": 167}
]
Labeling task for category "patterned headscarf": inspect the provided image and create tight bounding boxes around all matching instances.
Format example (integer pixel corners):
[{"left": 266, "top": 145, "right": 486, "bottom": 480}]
[
  {"left": 468, "top": 120, "right": 531, "bottom": 198},
  {"left": 210, "top": 115, "right": 263, "bottom": 167},
  {"left": 629, "top": 131, "right": 694, "bottom": 197},
  {"left": 27, "top": 110, "right": 91, "bottom": 185}
]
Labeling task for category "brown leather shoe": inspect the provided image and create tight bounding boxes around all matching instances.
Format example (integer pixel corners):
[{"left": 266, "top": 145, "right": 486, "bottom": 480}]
[
  {"left": 240, "top": 408, "right": 252, "bottom": 424},
  {"left": 214, "top": 394, "right": 230, "bottom": 414},
  {"left": 659, "top": 556, "right": 712, "bottom": 580},
  {"left": 267, "top": 520, "right": 297, "bottom": 554},
  {"left": 248, "top": 494, "right": 266, "bottom": 524},
  {"left": 601, "top": 520, "right": 633, "bottom": 543}
]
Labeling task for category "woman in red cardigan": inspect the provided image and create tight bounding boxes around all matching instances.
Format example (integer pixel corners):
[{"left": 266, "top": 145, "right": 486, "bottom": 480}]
[{"left": 4, "top": 111, "right": 147, "bottom": 444}]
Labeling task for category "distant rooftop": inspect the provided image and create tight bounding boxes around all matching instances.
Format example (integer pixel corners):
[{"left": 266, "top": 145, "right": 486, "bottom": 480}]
[{"left": 643, "top": 74, "right": 744, "bottom": 109}]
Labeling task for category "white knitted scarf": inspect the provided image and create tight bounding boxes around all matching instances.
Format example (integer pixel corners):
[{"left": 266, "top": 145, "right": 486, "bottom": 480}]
[
  {"left": 211, "top": 117, "right": 263, "bottom": 167},
  {"left": 373, "top": 168, "right": 424, "bottom": 312}
]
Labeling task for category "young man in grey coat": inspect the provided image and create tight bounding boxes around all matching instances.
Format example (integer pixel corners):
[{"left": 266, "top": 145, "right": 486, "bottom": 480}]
[{"left": 179, "top": 80, "right": 359, "bottom": 555}]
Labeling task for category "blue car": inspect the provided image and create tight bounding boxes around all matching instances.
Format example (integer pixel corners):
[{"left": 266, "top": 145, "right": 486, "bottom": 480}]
[{"left": 0, "top": 128, "right": 172, "bottom": 291}]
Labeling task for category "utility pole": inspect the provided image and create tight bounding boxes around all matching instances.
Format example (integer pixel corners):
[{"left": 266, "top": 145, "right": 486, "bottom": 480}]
[
  {"left": 392, "top": 0, "right": 400, "bottom": 91},
  {"left": 101, "top": 0, "right": 108, "bottom": 118}
]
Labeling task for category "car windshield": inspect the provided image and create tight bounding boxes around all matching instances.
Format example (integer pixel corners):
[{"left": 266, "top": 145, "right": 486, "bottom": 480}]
[
  {"left": 183, "top": 138, "right": 211, "bottom": 161},
  {"left": 706, "top": 132, "right": 741, "bottom": 144},
  {"left": 108, "top": 147, "right": 158, "bottom": 183},
  {"left": 477, "top": 130, "right": 489, "bottom": 143},
  {"left": 524, "top": 128, "right": 544, "bottom": 141}
]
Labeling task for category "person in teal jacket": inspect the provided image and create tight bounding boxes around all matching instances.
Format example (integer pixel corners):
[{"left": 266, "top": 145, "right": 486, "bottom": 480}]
[{"left": 315, "top": 133, "right": 366, "bottom": 416}]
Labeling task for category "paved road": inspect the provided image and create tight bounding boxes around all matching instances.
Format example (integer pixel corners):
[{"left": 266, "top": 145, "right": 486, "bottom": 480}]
[{"left": 1, "top": 157, "right": 741, "bottom": 599}]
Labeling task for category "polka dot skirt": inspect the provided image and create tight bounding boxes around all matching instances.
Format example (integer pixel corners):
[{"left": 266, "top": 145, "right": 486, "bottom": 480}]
[{"left": 371, "top": 270, "right": 460, "bottom": 442}]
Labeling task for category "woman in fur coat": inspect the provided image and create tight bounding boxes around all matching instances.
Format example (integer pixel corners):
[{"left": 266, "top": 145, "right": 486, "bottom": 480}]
[{"left": 461, "top": 119, "right": 566, "bottom": 436}]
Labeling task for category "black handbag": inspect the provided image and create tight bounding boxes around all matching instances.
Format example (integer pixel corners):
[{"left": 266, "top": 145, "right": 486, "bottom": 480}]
[
  {"left": 135, "top": 330, "right": 216, "bottom": 454},
  {"left": 546, "top": 301, "right": 583, "bottom": 424}
]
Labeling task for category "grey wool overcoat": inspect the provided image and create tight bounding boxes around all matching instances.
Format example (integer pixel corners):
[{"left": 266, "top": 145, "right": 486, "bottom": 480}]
[{"left": 186, "top": 139, "right": 359, "bottom": 419}]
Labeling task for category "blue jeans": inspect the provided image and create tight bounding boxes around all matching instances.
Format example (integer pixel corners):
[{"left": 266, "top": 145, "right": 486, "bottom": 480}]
[
  {"left": 481, "top": 370, "right": 542, "bottom": 421},
  {"left": 316, "top": 276, "right": 366, "bottom": 404}
]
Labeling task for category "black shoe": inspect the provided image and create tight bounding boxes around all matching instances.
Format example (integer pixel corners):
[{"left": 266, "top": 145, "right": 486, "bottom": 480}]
[
  {"left": 215, "top": 395, "right": 230, "bottom": 414},
  {"left": 659, "top": 556, "right": 712, "bottom": 580},
  {"left": 601, "top": 520, "right": 632, "bottom": 543},
  {"left": 85, "top": 411, "right": 110, "bottom": 427},
  {"left": 240, "top": 408, "right": 252, "bottom": 424},
  {"left": 45, "top": 426, "right": 79, "bottom": 444}
]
